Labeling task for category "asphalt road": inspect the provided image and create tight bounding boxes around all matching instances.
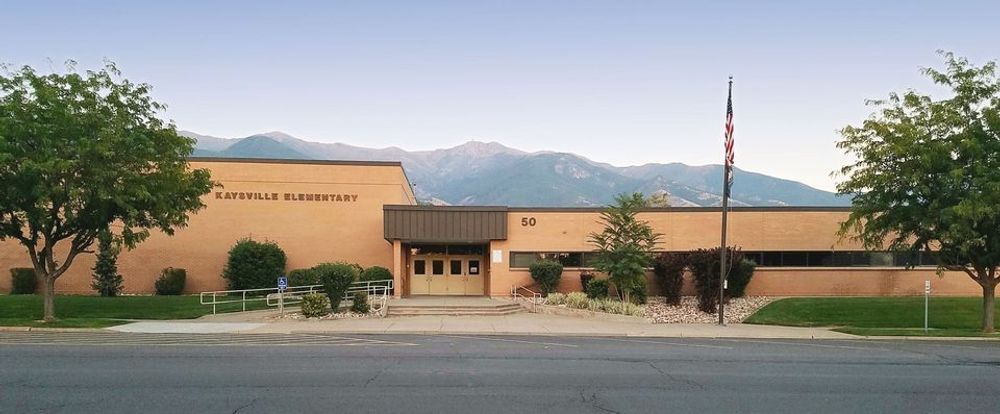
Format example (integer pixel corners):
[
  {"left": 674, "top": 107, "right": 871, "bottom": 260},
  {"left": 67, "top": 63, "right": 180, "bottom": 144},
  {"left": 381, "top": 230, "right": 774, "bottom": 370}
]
[{"left": 2, "top": 332, "right": 999, "bottom": 413}]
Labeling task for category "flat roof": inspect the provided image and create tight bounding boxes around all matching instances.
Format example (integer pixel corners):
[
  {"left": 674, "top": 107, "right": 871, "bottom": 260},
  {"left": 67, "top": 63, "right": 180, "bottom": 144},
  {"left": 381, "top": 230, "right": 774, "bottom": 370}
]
[
  {"left": 386, "top": 205, "right": 851, "bottom": 213},
  {"left": 187, "top": 157, "right": 403, "bottom": 167}
]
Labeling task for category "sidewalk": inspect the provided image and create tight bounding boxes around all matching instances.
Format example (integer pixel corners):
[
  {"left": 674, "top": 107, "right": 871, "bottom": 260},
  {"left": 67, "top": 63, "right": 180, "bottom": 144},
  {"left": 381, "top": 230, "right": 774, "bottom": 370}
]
[{"left": 186, "top": 310, "right": 855, "bottom": 339}]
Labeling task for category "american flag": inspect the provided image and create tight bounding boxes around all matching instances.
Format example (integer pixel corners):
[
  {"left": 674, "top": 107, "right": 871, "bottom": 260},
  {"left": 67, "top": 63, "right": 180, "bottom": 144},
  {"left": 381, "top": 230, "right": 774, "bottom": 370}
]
[{"left": 724, "top": 78, "right": 735, "bottom": 184}]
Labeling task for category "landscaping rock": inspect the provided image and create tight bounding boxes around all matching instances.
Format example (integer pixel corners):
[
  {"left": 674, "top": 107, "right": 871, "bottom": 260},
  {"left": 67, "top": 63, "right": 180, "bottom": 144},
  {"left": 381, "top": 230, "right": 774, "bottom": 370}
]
[{"left": 644, "top": 296, "right": 772, "bottom": 324}]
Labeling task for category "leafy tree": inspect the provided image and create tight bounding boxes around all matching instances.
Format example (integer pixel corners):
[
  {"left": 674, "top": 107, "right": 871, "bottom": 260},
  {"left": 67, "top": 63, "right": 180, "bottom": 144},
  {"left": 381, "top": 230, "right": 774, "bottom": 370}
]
[
  {"left": 588, "top": 192, "right": 662, "bottom": 303},
  {"left": 91, "top": 230, "right": 123, "bottom": 297},
  {"left": 836, "top": 52, "right": 1000, "bottom": 333},
  {"left": 0, "top": 61, "right": 214, "bottom": 321}
]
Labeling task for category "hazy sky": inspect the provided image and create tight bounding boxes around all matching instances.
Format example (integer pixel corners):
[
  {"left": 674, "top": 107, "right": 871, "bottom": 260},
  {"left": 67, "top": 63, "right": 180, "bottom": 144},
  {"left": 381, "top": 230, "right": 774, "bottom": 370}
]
[{"left": 4, "top": 1, "right": 999, "bottom": 191}]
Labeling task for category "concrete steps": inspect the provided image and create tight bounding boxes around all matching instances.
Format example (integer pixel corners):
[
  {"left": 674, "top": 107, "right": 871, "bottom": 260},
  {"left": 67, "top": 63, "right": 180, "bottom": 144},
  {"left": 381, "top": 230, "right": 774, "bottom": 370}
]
[{"left": 387, "top": 303, "right": 524, "bottom": 316}]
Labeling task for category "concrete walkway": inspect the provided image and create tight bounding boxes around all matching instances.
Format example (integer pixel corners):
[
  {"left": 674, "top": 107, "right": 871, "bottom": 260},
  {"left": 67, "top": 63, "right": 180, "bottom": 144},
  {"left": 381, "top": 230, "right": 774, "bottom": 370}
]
[{"left": 129, "top": 308, "right": 851, "bottom": 338}]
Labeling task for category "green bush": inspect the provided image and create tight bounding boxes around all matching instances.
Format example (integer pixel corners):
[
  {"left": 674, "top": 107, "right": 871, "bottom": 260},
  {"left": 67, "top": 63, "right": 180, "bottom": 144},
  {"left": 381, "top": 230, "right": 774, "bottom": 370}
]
[
  {"left": 688, "top": 247, "right": 746, "bottom": 313},
  {"left": 315, "top": 262, "right": 358, "bottom": 311},
  {"left": 351, "top": 291, "right": 370, "bottom": 314},
  {"left": 287, "top": 268, "right": 319, "bottom": 287},
  {"left": 580, "top": 272, "right": 595, "bottom": 291},
  {"left": 628, "top": 278, "right": 648, "bottom": 305},
  {"left": 91, "top": 231, "right": 124, "bottom": 297},
  {"left": 155, "top": 268, "right": 186, "bottom": 295},
  {"left": 586, "top": 298, "right": 646, "bottom": 317},
  {"left": 654, "top": 252, "right": 687, "bottom": 306},
  {"left": 585, "top": 278, "right": 610, "bottom": 299},
  {"left": 529, "top": 260, "right": 563, "bottom": 295},
  {"left": 10, "top": 268, "right": 37, "bottom": 294},
  {"left": 544, "top": 292, "right": 566, "bottom": 305},
  {"left": 300, "top": 293, "right": 330, "bottom": 317},
  {"left": 565, "top": 292, "right": 589, "bottom": 309},
  {"left": 727, "top": 259, "right": 757, "bottom": 298},
  {"left": 359, "top": 266, "right": 392, "bottom": 282},
  {"left": 222, "top": 238, "right": 287, "bottom": 290}
]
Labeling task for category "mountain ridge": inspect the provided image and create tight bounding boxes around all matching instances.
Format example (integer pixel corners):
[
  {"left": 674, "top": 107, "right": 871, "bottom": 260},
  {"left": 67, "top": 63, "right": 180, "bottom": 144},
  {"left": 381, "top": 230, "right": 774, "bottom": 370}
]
[{"left": 180, "top": 130, "right": 848, "bottom": 207}]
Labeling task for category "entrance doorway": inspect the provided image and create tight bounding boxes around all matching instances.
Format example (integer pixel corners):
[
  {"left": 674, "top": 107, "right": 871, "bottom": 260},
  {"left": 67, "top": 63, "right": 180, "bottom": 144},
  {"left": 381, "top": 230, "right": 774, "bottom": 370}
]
[{"left": 409, "top": 244, "right": 486, "bottom": 296}]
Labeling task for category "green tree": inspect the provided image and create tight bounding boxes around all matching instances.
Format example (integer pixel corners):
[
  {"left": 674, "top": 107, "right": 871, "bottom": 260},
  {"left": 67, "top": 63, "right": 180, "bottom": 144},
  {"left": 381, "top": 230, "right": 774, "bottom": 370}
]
[
  {"left": 836, "top": 52, "right": 1000, "bottom": 333},
  {"left": 0, "top": 61, "right": 214, "bottom": 321},
  {"left": 91, "top": 230, "right": 124, "bottom": 297},
  {"left": 588, "top": 192, "right": 662, "bottom": 303}
]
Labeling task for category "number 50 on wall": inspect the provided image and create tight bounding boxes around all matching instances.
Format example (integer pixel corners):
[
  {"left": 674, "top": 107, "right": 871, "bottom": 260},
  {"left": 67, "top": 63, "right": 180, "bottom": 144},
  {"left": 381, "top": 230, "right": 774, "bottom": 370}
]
[{"left": 520, "top": 217, "right": 536, "bottom": 227}]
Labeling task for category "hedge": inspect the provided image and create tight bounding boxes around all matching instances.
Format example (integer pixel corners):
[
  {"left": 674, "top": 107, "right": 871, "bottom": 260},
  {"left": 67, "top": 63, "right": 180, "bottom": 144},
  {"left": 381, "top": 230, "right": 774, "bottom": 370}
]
[
  {"left": 529, "top": 260, "right": 563, "bottom": 295},
  {"left": 654, "top": 252, "right": 687, "bottom": 306},
  {"left": 222, "top": 238, "right": 287, "bottom": 290},
  {"left": 155, "top": 268, "right": 187, "bottom": 295}
]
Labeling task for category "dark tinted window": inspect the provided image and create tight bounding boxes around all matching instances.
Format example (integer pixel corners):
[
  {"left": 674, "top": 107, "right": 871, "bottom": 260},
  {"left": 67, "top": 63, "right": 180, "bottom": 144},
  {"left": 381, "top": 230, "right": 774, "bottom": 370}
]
[
  {"left": 761, "top": 252, "right": 782, "bottom": 266},
  {"left": 450, "top": 260, "right": 462, "bottom": 274},
  {"left": 542, "top": 253, "right": 583, "bottom": 267},
  {"left": 449, "top": 245, "right": 486, "bottom": 255},
  {"left": 432, "top": 260, "right": 444, "bottom": 275},
  {"left": 468, "top": 260, "right": 481, "bottom": 275},
  {"left": 413, "top": 260, "right": 426, "bottom": 275},
  {"left": 782, "top": 252, "right": 808, "bottom": 266}
]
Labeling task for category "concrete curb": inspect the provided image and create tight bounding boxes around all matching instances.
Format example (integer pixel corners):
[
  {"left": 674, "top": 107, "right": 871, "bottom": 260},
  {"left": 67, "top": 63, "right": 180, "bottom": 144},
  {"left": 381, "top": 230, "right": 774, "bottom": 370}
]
[
  {"left": 0, "top": 326, "right": 107, "bottom": 333},
  {"left": 287, "top": 329, "right": 854, "bottom": 339}
]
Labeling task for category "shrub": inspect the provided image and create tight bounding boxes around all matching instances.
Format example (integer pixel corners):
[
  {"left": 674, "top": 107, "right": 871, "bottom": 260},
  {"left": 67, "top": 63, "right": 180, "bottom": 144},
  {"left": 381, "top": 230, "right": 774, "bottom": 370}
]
[
  {"left": 351, "top": 291, "right": 370, "bottom": 314},
  {"left": 91, "top": 231, "right": 123, "bottom": 297},
  {"left": 315, "top": 262, "right": 358, "bottom": 311},
  {"left": 300, "top": 293, "right": 330, "bottom": 317},
  {"left": 10, "top": 268, "right": 36, "bottom": 294},
  {"left": 529, "top": 260, "right": 563, "bottom": 295},
  {"left": 287, "top": 268, "right": 319, "bottom": 287},
  {"left": 359, "top": 266, "right": 393, "bottom": 282},
  {"left": 654, "top": 252, "right": 687, "bottom": 306},
  {"left": 155, "top": 268, "right": 186, "bottom": 295},
  {"left": 580, "top": 272, "right": 595, "bottom": 291},
  {"left": 544, "top": 292, "right": 566, "bottom": 305},
  {"left": 222, "top": 238, "right": 287, "bottom": 290},
  {"left": 586, "top": 298, "right": 645, "bottom": 317},
  {"left": 727, "top": 259, "right": 757, "bottom": 299},
  {"left": 585, "top": 278, "right": 609, "bottom": 299},
  {"left": 628, "top": 278, "right": 648, "bottom": 305},
  {"left": 565, "top": 292, "right": 589, "bottom": 309},
  {"left": 688, "top": 247, "right": 746, "bottom": 313}
]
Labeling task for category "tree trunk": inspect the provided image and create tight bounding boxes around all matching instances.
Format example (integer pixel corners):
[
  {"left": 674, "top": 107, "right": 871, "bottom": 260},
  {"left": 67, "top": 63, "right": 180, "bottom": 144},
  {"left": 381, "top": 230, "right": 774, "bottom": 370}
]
[
  {"left": 43, "top": 277, "right": 56, "bottom": 323},
  {"left": 983, "top": 283, "right": 996, "bottom": 334}
]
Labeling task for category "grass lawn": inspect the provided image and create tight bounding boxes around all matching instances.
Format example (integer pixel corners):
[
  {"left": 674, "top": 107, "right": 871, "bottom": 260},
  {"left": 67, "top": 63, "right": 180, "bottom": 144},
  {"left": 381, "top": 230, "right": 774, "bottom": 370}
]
[
  {"left": 745, "top": 297, "right": 1000, "bottom": 337},
  {"left": 0, "top": 294, "right": 269, "bottom": 328}
]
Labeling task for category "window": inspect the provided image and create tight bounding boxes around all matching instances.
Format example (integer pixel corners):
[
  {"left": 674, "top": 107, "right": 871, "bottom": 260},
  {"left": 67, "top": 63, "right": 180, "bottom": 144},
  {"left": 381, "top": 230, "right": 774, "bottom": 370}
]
[
  {"left": 431, "top": 260, "right": 444, "bottom": 275},
  {"left": 782, "top": 252, "right": 808, "bottom": 267},
  {"left": 510, "top": 252, "right": 584, "bottom": 268},
  {"left": 448, "top": 245, "right": 486, "bottom": 255},
  {"left": 468, "top": 260, "right": 481, "bottom": 275},
  {"left": 413, "top": 260, "right": 426, "bottom": 275},
  {"left": 450, "top": 260, "right": 462, "bottom": 275},
  {"left": 510, "top": 252, "right": 539, "bottom": 268}
]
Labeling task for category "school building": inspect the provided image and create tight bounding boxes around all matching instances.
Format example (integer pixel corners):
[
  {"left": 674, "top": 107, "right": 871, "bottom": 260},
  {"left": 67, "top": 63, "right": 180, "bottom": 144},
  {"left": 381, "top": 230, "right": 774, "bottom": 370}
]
[{"left": 0, "top": 158, "right": 979, "bottom": 296}]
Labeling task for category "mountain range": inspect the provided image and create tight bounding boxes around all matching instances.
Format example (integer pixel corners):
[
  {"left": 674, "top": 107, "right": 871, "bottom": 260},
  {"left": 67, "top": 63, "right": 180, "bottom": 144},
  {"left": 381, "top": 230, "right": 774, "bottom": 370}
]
[{"left": 183, "top": 131, "right": 849, "bottom": 207}]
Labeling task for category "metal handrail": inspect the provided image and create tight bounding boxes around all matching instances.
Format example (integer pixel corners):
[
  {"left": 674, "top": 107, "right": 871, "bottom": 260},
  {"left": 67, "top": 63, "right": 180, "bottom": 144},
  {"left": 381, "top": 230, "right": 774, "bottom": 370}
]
[
  {"left": 510, "top": 285, "right": 542, "bottom": 312},
  {"left": 200, "top": 279, "right": 394, "bottom": 316}
]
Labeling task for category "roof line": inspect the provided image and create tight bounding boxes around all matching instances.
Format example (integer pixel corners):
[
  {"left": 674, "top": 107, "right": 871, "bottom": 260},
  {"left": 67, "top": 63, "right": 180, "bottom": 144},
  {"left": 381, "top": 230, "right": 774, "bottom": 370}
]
[{"left": 187, "top": 157, "right": 403, "bottom": 167}]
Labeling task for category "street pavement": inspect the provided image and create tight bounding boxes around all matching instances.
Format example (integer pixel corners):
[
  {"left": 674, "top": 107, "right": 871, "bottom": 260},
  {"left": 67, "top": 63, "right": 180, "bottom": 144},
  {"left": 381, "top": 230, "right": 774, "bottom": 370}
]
[{"left": 2, "top": 333, "right": 998, "bottom": 413}]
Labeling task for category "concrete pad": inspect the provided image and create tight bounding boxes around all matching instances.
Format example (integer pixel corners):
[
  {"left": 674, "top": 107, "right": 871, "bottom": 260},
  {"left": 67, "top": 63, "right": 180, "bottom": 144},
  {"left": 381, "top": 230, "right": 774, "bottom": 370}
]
[{"left": 108, "top": 322, "right": 265, "bottom": 334}]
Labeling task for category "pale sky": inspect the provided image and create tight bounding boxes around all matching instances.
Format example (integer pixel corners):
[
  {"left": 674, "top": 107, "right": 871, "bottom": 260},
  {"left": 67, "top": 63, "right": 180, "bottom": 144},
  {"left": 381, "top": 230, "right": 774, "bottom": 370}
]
[{"left": 4, "top": 0, "right": 999, "bottom": 191}]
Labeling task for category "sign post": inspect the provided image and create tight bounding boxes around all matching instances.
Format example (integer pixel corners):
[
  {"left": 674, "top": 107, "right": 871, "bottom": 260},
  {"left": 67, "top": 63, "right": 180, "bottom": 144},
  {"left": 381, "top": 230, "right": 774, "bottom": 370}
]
[
  {"left": 278, "top": 276, "right": 288, "bottom": 315},
  {"left": 924, "top": 279, "right": 931, "bottom": 333}
]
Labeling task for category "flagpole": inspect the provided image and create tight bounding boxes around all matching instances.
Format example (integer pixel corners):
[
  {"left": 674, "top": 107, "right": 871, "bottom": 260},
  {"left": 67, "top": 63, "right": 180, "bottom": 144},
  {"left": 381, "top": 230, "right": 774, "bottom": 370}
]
[{"left": 719, "top": 76, "right": 733, "bottom": 326}]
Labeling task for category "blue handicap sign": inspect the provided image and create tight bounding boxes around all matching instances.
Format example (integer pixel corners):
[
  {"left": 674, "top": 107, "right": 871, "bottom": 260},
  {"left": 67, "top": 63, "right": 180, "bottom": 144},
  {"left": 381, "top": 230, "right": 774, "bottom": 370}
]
[{"left": 277, "top": 276, "right": 288, "bottom": 290}]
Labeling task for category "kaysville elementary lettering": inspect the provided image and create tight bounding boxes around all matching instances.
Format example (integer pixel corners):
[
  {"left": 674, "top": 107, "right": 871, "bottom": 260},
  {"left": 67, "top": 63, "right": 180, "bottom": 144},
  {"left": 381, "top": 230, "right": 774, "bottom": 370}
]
[{"left": 215, "top": 191, "right": 359, "bottom": 202}]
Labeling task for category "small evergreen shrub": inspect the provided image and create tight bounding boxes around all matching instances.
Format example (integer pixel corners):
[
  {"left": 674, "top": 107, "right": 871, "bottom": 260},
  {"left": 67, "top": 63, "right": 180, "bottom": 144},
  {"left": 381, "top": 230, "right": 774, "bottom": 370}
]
[
  {"left": 222, "top": 238, "right": 287, "bottom": 290},
  {"left": 91, "top": 232, "right": 124, "bottom": 297},
  {"left": 628, "top": 278, "right": 648, "bottom": 305},
  {"left": 580, "top": 272, "right": 595, "bottom": 291},
  {"left": 529, "top": 260, "right": 563, "bottom": 295},
  {"left": 315, "top": 262, "right": 358, "bottom": 311},
  {"left": 654, "top": 252, "right": 687, "bottom": 306},
  {"left": 287, "top": 268, "right": 319, "bottom": 287},
  {"left": 688, "top": 247, "right": 746, "bottom": 313},
  {"left": 10, "top": 268, "right": 37, "bottom": 294},
  {"left": 359, "top": 266, "right": 393, "bottom": 282},
  {"left": 155, "top": 268, "right": 186, "bottom": 295},
  {"left": 726, "top": 259, "right": 757, "bottom": 299},
  {"left": 544, "top": 292, "right": 566, "bottom": 305},
  {"left": 300, "top": 293, "right": 330, "bottom": 317},
  {"left": 351, "top": 291, "right": 370, "bottom": 314},
  {"left": 585, "top": 278, "right": 610, "bottom": 299},
  {"left": 565, "top": 292, "right": 589, "bottom": 309}
]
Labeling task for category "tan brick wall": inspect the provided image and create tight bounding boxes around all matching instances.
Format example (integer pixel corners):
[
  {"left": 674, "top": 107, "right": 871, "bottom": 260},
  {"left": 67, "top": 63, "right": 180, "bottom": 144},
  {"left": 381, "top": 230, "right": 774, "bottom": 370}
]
[{"left": 0, "top": 160, "right": 415, "bottom": 294}]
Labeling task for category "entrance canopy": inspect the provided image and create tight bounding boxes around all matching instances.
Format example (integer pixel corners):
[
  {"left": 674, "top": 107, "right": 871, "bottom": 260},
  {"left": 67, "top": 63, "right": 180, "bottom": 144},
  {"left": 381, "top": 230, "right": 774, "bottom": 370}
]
[{"left": 383, "top": 205, "right": 508, "bottom": 243}]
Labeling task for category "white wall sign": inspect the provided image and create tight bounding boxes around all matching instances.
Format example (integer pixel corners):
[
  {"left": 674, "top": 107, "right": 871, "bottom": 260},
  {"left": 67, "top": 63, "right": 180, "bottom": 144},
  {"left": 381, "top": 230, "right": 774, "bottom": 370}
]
[{"left": 492, "top": 249, "right": 503, "bottom": 263}]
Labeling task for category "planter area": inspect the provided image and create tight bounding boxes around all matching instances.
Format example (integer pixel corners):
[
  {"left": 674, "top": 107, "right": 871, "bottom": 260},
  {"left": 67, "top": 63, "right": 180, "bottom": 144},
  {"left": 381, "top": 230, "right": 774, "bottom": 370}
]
[{"left": 645, "top": 296, "right": 773, "bottom": 324}]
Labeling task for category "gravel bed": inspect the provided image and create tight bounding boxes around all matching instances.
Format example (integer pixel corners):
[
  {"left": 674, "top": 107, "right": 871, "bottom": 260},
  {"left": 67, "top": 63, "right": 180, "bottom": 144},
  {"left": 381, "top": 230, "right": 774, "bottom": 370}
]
[
  {"left": 644, "top": 296, "right": 773, "bottom": 324},
  {"left": 269, "top": 310, "right": 375, "bottom": 320}
]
